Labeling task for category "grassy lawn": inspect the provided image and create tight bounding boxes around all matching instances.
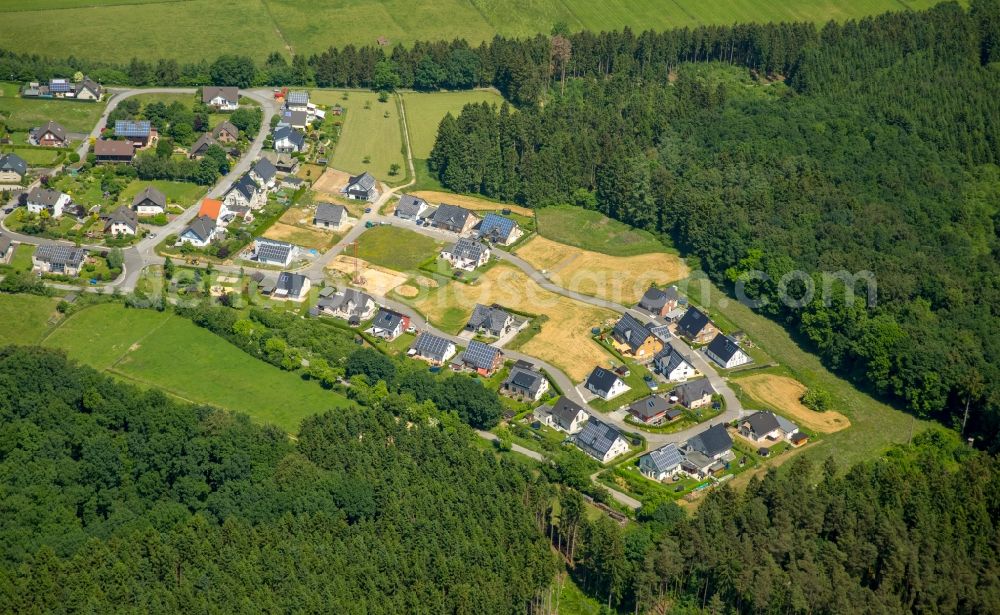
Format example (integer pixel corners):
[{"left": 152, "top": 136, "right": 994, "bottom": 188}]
[
  {"left": 1, "top": 243, "right": 36, "bottom": 274},
  {"left": 0, "top": 294, "right": 60, "bottom": 345},
  {"left": 535, "top": 205, "right": 670, "bottom": 257},
  {"left": 317, "top": 90, "right": 406, "bottom": 181},
  {"left": 400, "top": 90, "right": 506, "bottom": 159},
  {"left": 0, "top": 146, "right": 65, "bottom": 166},
  {"left": 119, "top": 180, "right": 206, "bottom": 209},
  {"left": 682, "top": 272, "right": 930, "bottom": 467},
  {"left": 127, "top": 92, "right": 196, "bottom": 109},
  {"left": 0, "top": 82, "right": 106, "bottom": 133},
  {"left": 355, "top": 225, "right": 443, "bottom": 271},
  {"left": 39, "top": 303, "right": 351, "bottom": 434}
]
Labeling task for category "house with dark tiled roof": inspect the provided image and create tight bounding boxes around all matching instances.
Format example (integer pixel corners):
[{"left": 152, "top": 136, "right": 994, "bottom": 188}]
[
  {"left": 278, "top": 109, "right": 309, "bottom": 130},
  {"left": 32, "top": 245, "right": 87, "bottom": 276},
  {"left": 313, "top": 203, "right": 347, "bottom": 230},
  {"left": 252, "top": 238, "right": 297, "bottom": 267},
  {"left": 213, "top": 120, "right": 240, "bottom": 143},
  {"left": 683, "top": 423, "right": 733, "bottom": 461},
  {"left": 431, "top": 204, "right": 478, "bottom": 234},
  {"left": 671, "top": 378, "right": 716, "bottom": 409},
  {"left": 654, "top": 346, "right": 697, "bottom": 382},
  {"left": 0, "top": 153, "right": 27, "bottom": 184},
  {"left": 628, "top": 395, "right": 676, "bottom": 425},
  {"left": 101, "top": 206, "right": 138, "bottom": 236},
  {"left": 26, "top": 187, "right": 70, "bottom": 218},
  {"left": 585, "top": 366, "right": 630, "bottom": 401},
  {"left": 342, "top": 172, "right": 378, "bottom": 201},
  {"left": 639, "top": 443, "right": 684, "bottom": 480},
  {"left": 250, "top": 158, "right": 277, "bottom": 188},
  {"left": 536, "top": 396, "right": 589, "bottom": 434},
  {"left": 573, "top": 418, "right": 629, "bottom": 463},
  {"left": 368, "top": 308, "right": 410, "bottom": 340},
  {"left": 441, "top": 237, "right": 490, "bottom": 271},
  {"left": 675, "top": 307, "right": 718, "bottom": 344},
  {"left": 29, "top": 120, "right": 68, "bottom": 147},
  {"left": 179, "top": 215, "right": 217, "bottom": 247},
  {"left": 189, "top": 133, "right": 218, "bottom": 158},
  {"left": 477, "top": 213, "right": 523, "bottom": 245},
  {"left": 501, "top": 361, "right": 549, "bottom": 401},
  {"left": 394, "top": 194, "right": 428, "bottom": 220},
  {"left": 273, "top": 126, "right": 305, "bottom": 153},
  {"left": 738, "top": 411, "right": 799, "bottom": 444},
  {"left": 705, "top": 333, "right": 752, "bottom": 369},
  {"left": 270, "top": 272, "right": 311, "bottom": 301},
  {"left": 465, "top": 303, "right": 513, "bottom": 337},
  {"left": 315, "top": 288, "right": 376, "bottom": 324},
  {"left": 223, "top": 173, "right": 264, "bottom": 210},
  {"left": 638, "top": 285, "right": 680, "bottom": 317},
  {"left": 203, "top": 86, "right": 239, "bottom": 111},
  {"left": 93, "top": 139, "right": 135, "bottom": 164},
  {"left": 458, "top": 340, "right": 504, "bottom": 375},
  {"left": 408, "top": 332, "right": 456, "bottom": 365},
  {"left": 131, "top": 186, "right": 167, "bottom": 215},
  {"left": 610, "top": 313, "right": 662, "bottom": 360},
  {"left": 73, "top": 77, "right": 103, "bottom": 101}
]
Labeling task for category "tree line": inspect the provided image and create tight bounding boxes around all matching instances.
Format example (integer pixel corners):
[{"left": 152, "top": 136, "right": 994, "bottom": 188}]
[{"left": 428, "top": 1, "right": 1000, "bottom": 450}]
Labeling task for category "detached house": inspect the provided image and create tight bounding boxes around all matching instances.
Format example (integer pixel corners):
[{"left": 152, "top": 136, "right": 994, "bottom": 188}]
[
  {"left": 271, "top": 272, "right": 311, "bottom": 301},
  {"left": 431, "top": 204, "right": 478, "bottom": 234},
  {"left": 101, "top": 206, "right": 138, "bottom": 236},
  {"left": 93, "top": 139, "right": 135, "bottom": 164},
  {"left": 315, "top": 288, "right": 376, "bottom": 324},
  {"left": 32, "top": 245, "right": 87, "bottom": 276},
  {"left": 738, "top": 411, "right": 799, "bottom": 445},
  {"left": 368, "top": 308, "right": 410, "bottom": 340},
  {"left": 73, "top": 78, "right": 103, "bottom": 101},
  {"left": 672, "top": 378, "right": 716, "bottom": 410},
  {"left": 638, "top": 285, "right": 680, "bottom": 317},
  {"left": 131, "top": 186, "right": 167, "bottom": 215},
  {"left": 685, "top": 424, "right": 733, "bottom": 461},
  {"left": 639, "top": 444, "right": 684, "bottom": 481},
  {"left": 179, "top": 215, "right": 217, "bottom": 247},
  {"left": 610, "top": 313, "right": 662, "bottom": 360},
  {"left": 29, "top": 121, "right": 68, "bottom": 147},
  {"left": 408, "top": 332, "right": 456, "bottom": 365},
  {"left": 537, "top": 396, "right": 589, "bottom": 434},
  {"left": 574, "top": 418, "right": 630, "bottom": 463},
  {"left": 202, "top": 86, "right": 239, "bottom": 111},
  {"left": 273, "top": 126, "right": 305, "bottom": 153},
  {"left": 628, "top": 395, "right": 679, "bottom": 425},
  {"left": 285, "top": 91, "right": 310, "bottom": 112},
  {"left": 654, "top": 346, "right": 697, "bottom": 382},
  {"left": 313, "top": 203, "right": 347, "bottom": 230},
  {"left": 501, "top": 361, "right": 549, "bottom": 401},
  {"left": 465, "top": 303, "right": 513, "bottom": 337},
  {"left": 394, "top": 194, "right": 428, "bottom": 220},
  {"left": 0, "top": 153, "right": 27, "bottom": 184},
  {"left": 223, "top": 173, "right": 264, "bottom": 211},
  {"left": 440, "top": 238, "right": 490, "bottom": 271},
  {"left": 478, "top": 213, "right": 523, "bottom": 245},
  {"left": 675, "top": 307, "right": 719, "bottom": 344},
  {"left": 459, "top": 340, "right": 504, "bottom": 376},
  {"left": 212, "top": 120, "right": 240, "bottom": 143},
  {"left": 253, "top": 238, "right": 298, "bottom": 267},
  {"left": 705, "top": 333, "right": 752, "bottom": 369},
  {"left": 26, "top": 187, "right": 70, "bottom": 218},
  {"left": 342, "top": 172, "right": 378, "bottom": 201},
  {"left": 278, "top": 109, "right": 308, "bottom": 130},
  {"left": 189, "top": 133, "right": 218, "bottom": 158},
  {"left": 584, "top": 366, "right": 630, "bottom": 401},
  {"left": 250, "top": 158, "right": 277, "bottom": 189}
]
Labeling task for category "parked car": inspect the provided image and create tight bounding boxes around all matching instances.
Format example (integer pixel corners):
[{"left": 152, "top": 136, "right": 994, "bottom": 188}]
[{"left": 643, "top": 374, "right": 658, "bottom": 391}]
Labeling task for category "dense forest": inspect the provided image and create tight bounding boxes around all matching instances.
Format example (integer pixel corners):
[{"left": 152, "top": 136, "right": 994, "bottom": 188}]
[
  {"left": 429, "top": 2, "right": 1000, "bottom": 450},
  {"left": 1, "top": 344, "right": 997, "bottom": 613}
]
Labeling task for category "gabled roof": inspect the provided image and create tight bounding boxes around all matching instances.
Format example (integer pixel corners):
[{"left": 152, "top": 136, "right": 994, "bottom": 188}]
[
  {"left": 182, "top": 215, "right": 216, "bottom": 241},
  {"left": 273, "top": 125, "right": 305, "bottom": 147},
  {"left": 575, "top": 418, "right": 625, "bottom": 459},
  {"left": 33, "top": 120, "right": 67, "bottom": 142},
  {"left": 642, "top": 443, "right": 683, "bottom": 474},
  {"left": 467, "top": 303, "right": 511, "bottom": 334},
  {"left": 213, "top": 120, "right": 239, "bottom": 139},
  {"left": 252, "top": 158, "right": 277, "bottom": 183},
  {"left": 34, "top": 244, "right": 86, "bottom": 266},
  {"left": 75, "top": 77, "right": 101, "bottom": 97},
  {"left": 318, "top": 288, "right": 374, "bottom": 319},
  {"left": 372, "top": 307, "right": 406, "bottom": 331},
  {"left": 639, "top": 285, "right": 679, "bottom": 310},
  {"left": 478, "top": 213, "right": 519, "bottom": 242},
  {"left": 314, "top": 203, "right": 346, "bottom": 225},
  {"left": 686, "top": 423, "right": 733, "bottom": 458},
  {"left": 776, "top": 414, "right": 798, "bottom": 434},
  {"left": 432, "top": 203, "right": 474, "bottom": 228},
  {"left": 676, "top": 307, "right": 712, "bottom": 339},
  {"left": 395, "top": 194, "right": 427, "bottom": 217},
  {"left": 27, "top": 187, "right": 66, "bottom": 207},
  {"left": 198, "top": 198, "right": 224, "bottom": 220},
  {"left": 275, "top": 272, "right": 308, "bottom": 297},
  {"left": 504, "top": 365, "right": 545, "bottom": 396},
  {"left": 48, "top": 78, "right": 71, "bottom": 93},
  {"left": 93, "top": 139, "right": 134, "bottom": 158},
  {"left": 655, "top": 346, "right": 695, "bottom": 375},
  {"left": 611, "top": 312, "right": 653, "bottom": 352},
  {"left": 0, "top": 153, "right": 27, "bottom": 176},
  {"left": 673, "top": 378, "right": 716, "bottom": 401},
  {"left": 445, "top": 237, "right": 488, "bottom": 261},
  {"left": 743, "top": 411, "right": 781, "bottom": 436},
  {"left": 114, "top": 120, "right": 151, "bottom": 138},
  {"left": 203, "top": 86, "right": 238, "bottom": 104},
  {"left": 629, "top": 395, "right": 670, "bottom": 420},
  {"left": 411, "top": 332, "right": 454, "bottom": 360},
  {"left": 132, "top": 186, "right": 166, "bottom": 209},
  {"left": 462, "top": 340, "right": 502, "bottom": 371},
  {"left": 585, "top": 366, "right": 622, "bottom": 395},
  {"left": 227, "top": 173, "right": 260, "bottom": 201},
  {"left": 102, "top": 206, "right": 138, "bottom": 231},
  {"left": 280, "top": 109, "right": 308, "bottom": 127},
  {"left": 706, "top": 333, "right": 746, "bottom": 363},
  {"left": 255, "top": 238, "right": 295, "bottom": 264},
  {"left": 190, "top": 133, "right": 217, "bottom": 154},
  {"left": 549, "top": 396, "right": 586, "bottom": 426},
  {"left": 345, "top": 172, "right": 376, "bottom": 192},
  {"left": 286, "top": 91, "right": 309, "bottom": 105}
]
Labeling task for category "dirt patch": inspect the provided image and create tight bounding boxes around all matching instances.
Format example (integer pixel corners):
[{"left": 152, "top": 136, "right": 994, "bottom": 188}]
[
  {"left": 411, "top": 191, "right": 533, "bottom": 216},
  {"left": 395, "top": 285, "right": 419, "bottom": 298},
  {"left": 735, "top": 374, "right": 851, "bottom": 433},
  {"left": 313, "top": 168, "right": 351, "bottom": 194},
  {"left": 516, "top": 236, "right": 690, "bottom": 304},
  {"left": 413, "top": 275, "right": 438, "bottom": 288},
  {"left": 326, "top": 256, "right": 408, "bottom": 296},
  {"left": 278, "top": 206, "right": 313, "bottom": 226},
  {"left": 262, "top": 222, "right": 338, "bottom": 251},
  {"left": 412, "top": 263, "right": 616, "bottom": 381}
]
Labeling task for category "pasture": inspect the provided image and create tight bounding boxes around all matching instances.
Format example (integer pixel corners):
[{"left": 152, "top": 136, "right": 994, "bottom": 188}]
[
  {"left": 38, "top": 302, "right": 350, "bottom": 434},
  {"left": 355, "top": 225, "right": 443, "bottom": 271},
  {"left": 401, "top": 90, "right": 506, "bottom": 159},
  {"left": 0, "top": 1, "right": 947, "bottom": 62},
  {"left": 535, "top": 205, "right": 670, "bottom": 257},
  {"left": 0, "top": 294, "right": 60, "bottom": 345},
  {"left": 0, "top": 81, "right": 106, "bottom": 133},
  {"left": 516, "top": 235, "right": 689, "bottom": 304},
  {"left": 317, "top": 90, "right": 406, "bottom": 181}
]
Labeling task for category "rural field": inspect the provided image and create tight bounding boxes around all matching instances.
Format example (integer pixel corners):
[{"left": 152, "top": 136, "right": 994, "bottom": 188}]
[
  {"left": 411, "top": 262, "right": 617, "bottom": 380},
  {"left": 517, "top": 235, "right": 689, "bottom": 304},
  {"left": 0, "top": 81, "right": 106, "bottom": 133},
  {"left": 0, "top": 294, "right": 60, "bottom": 345},
  {"left": 411, "top": 191, "right": 534, "bottom": 216},
  {"left": 401, "top": 90, "right": 506, "bottom": 159},
  {"left": 733, "top": 372, "right": 851, "bottom": 433},
  {"left": 0, "top": 0, "right": 947, "bottom": 62},
  {"left": 355, "top": 225, "right": 443, "bottom": 271},
  {"left": 24, "top": 301, "right": 350, "bottom": 434},
  {"left": 315, "top": 90, "right": 406, "bottom": 181},
  {"left": 535, "top": 205, "right": 672, "bottom": 257}
]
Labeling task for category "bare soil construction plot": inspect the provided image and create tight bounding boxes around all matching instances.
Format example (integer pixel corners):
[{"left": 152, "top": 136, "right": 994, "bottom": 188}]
[
  {"left": 517, "top": 236, "right": 690, "bottom": 304},
  {"left": 411, "top": 191, "right": 533, "bottom": 216},
  {"left": 734, "top": 374, "right": 851, "bottom": 433},
  {"left": 313, "top": 168, "right": 352, "bottom": 194},
  {"left": 326, "top": 256, "right": 408, "bottom": 296},
  {"left": 412, "top": 263, "right": 617, "bottom": 381}
]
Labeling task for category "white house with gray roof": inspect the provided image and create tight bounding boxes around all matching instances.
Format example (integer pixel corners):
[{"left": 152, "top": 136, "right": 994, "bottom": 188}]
[
  {"left": 0, "top": 153, "right": 27, "bottom": 184},
  {"left": 465, "top": 303, "right": 513, "bottom": 337},
  {"left": 270, "top": 272, "right": 311, "bottom": 301},
  {"left": 431, "top": 204, "right": 478, "bottom": 234},
  {"left": 573, "top": 418, "right": 629, "bottom": 463},
  {"left": 705, "top": 333, "right": 752, "bottom": 369},
  {"left": 203, "top": 86, "right": 239, "bottom": 110},
  {"left": 408, "top": 332, "right": 456, "bottom": 365},
  {"left": 584, "top": 366, "right": 629, "bottom": 401},
  {"left": 26, "top": 187, "right": 70, "bottom": 218},
  {"left": 441, "top": 238, "right": 490, "bottom": 271},
  {"left": 536, "top": 396, "right": 589, "bottom": 434},
  {"left": 654, "top": 346, "right": 697, "bottom": 382},
  {"left": 179, "top": 215, "right": 217, "bottom": 247},
  {"left": 32, "top": 245, "right": 87, "bottom": 276},
  {"left": 394, "top": 194, "right": 428, "bottom": 220},
  {"left": 314, "top": 288, "right": 376, "bottom": 324},
  {"left": 131, "top": 186, "right": 167, "bottom": 215},
  {"left": 501, "top": 361, "right": 549, "bottom": 401},
  {"left": 639, "top": 443, "right": 684, "bottom": 481},
  {"left": 313, "top": 203, "right": 348, "bottom": 230},
  {"left": 738, "top": 411, "right": 799, "bottom": 444},
  {"left": 342, "top": 172, "right": 378, "bottom": 201}
]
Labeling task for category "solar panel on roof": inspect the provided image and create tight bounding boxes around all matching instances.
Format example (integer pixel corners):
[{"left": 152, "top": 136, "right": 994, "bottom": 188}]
[
  {"left": 114, "top": 120, "right": 151, "bottom": 137},
  {"left": 464, "top": 340, "right": 499, "bottom": 370},
  {"left": 480, "top": 213, "right": 516, "bottom": 238}
]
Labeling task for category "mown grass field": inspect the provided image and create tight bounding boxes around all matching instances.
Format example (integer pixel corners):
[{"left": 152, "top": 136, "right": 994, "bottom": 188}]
[
  {"left": 401, "top": 90, "right": 506, "bottom": 159},
  {"left": 355, "top": 225, "right": 443, "bottom": 271},
  {"left": 535, "top": 204, "right": 671, "bottom": 257},
  {"left": 0, "top": 81, "right": 106, "bottom": 133},
  {"left": 119, "top": 180, "right": 206, "bottom": 208},
  {"left": 0, "top": 146, "right": 64, "bottom": 166},
  {"left": 315, "top": 90, "right": 406, "bottom": 181},
  {"left": 20, "top": 301, "right": 351, "bottom": 434},
  {"left": 0, "top": 0, "right": 947, "bottom": 62}
]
